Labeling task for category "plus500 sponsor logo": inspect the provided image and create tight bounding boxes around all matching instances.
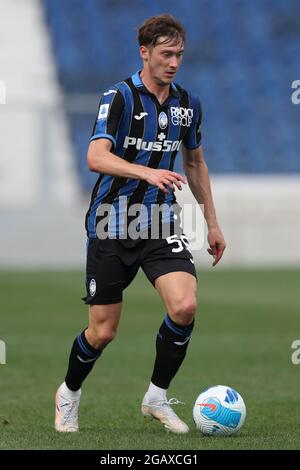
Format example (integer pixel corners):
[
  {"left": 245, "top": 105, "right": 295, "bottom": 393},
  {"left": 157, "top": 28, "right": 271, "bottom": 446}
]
[
  {"left": 170, "top": 107, "right": 193, "bottom": 126},
  {"left": 124, "top": 136, "right": 182, "bottom": 152}
]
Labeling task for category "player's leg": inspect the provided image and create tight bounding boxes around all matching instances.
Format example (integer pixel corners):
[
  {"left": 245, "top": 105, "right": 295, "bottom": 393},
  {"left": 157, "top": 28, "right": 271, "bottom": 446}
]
[
  {"left": 55, "top": 237, "right": 137, "bottom": 432},
  {"left": 65, "top": 303, "right": 122, "bottom": 392},
  {"left": 141, "top": 273, "right": 196, "bottom": 433},
  {"left": 151, "top": 271, "right": 197, "bottom": 388},
  {"left": 55, "top": 302, "right": 122, "bottom": 432},
  {"left": 141, "top": 235, "right": 197, "bottom": 433}
]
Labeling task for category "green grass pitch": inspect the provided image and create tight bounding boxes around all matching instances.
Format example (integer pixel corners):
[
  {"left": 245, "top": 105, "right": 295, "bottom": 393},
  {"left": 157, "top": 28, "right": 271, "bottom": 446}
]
[{"left": 0, "top": 269, "right": 299, "bottom": 450}]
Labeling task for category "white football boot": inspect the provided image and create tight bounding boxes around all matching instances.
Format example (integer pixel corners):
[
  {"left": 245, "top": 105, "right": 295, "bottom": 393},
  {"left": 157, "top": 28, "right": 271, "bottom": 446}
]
[
  {"left": 141, "top": 392, "right": 189, "bottom": 434},
  {"left": 55, "top": 383, "right": 81, "bottom": 432}
]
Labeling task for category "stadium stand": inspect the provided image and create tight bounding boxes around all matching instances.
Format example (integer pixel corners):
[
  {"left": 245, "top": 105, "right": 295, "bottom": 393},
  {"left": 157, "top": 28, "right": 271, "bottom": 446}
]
[{"left": 42, "top": 0, "right": 300, "bottom": 192}]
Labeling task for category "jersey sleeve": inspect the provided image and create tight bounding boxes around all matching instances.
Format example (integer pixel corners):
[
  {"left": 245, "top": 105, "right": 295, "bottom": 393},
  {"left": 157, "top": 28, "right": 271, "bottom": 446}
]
[
  {"left": 90, "top": 88, "right": 125, "bottom": 148},
  {"left": 183, "top": 94, "right": 202, "bottom": 150}
]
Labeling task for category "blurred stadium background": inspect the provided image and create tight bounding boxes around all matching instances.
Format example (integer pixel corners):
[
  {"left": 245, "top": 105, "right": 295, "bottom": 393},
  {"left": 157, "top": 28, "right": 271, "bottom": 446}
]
[
  {"left": 0, "top": 0, "right": 300, "bottom": 450},
  {"left": 1, "top": 0, "right": 300, "bottom": 267}
]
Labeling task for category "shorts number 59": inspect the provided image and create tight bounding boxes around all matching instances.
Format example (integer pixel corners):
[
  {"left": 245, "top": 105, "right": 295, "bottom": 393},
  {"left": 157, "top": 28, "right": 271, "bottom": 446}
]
[{"left": 166, "top": 234, "right": 192, "bottom": 254}]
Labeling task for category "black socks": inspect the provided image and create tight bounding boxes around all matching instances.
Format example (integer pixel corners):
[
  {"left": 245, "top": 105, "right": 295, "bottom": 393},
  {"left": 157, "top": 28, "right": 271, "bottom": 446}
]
[
  {"left": 64, "top": 314, "right": 194, "bottom": 392},
  {"left": 65, "top": 330, "right": 103, "bottom": 391},
  {"left": 151, "top": 314, "right": 194, "bottom": 389}
]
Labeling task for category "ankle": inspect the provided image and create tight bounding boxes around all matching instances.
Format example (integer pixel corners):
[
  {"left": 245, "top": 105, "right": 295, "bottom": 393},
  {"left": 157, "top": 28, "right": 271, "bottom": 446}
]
[
  {"left": 147, "top": 382, "right": 167, "bottom": 401},
  {"left": 61, "top": 382, "right": 81, "bottom": 400}
]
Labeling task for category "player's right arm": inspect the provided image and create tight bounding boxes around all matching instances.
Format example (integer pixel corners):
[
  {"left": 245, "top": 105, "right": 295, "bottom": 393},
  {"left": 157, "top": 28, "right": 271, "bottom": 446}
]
[
  {"left": 87, "top": 88, "right": 185, "bottom": 193},
  {"left": 87, "top": 139, "right": 186, "bottom": 193}
]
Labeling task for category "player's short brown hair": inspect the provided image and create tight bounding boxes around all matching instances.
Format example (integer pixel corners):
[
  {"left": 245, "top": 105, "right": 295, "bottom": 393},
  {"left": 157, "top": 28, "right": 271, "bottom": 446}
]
[{"left": 138, "top": 14, "right": 185, "bottom": 47}]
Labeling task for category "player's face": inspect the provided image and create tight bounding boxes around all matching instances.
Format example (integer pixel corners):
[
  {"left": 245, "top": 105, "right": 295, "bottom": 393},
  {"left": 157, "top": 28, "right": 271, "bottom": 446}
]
[{"left": 141, "top": 38, "right": 184, "bottom": 86}]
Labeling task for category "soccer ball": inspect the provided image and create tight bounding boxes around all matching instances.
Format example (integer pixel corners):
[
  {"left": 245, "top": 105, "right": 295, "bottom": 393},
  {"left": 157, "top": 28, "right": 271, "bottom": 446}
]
[{"left": 193, "top": 385, "right": 246, "bottom": 436}]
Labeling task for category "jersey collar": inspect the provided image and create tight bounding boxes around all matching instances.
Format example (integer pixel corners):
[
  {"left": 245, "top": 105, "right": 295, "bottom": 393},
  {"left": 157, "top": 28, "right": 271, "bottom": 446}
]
[{"left": 131, "top": 70, "right": 180, "bottom": 98}]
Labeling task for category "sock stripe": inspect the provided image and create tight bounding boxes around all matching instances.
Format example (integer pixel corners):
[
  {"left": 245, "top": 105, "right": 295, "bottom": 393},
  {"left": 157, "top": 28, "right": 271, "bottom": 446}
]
[
  {"left": 164, "top": 314, "right": 194, "bottom": 336},
  {"left": 76, "top": 334, "right": 97, "bottom": 357}
]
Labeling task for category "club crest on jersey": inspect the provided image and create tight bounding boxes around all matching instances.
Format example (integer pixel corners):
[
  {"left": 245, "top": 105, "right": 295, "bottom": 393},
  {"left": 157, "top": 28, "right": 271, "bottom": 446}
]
[
  {"left": 170, "top": 107, "right": 193, "bottom": 127},
  {"left": 89, "top": 279, "right": 96, "bottom": 296},
  {"left": 158, "top": 111, "right": 168, "bottom": 129}
]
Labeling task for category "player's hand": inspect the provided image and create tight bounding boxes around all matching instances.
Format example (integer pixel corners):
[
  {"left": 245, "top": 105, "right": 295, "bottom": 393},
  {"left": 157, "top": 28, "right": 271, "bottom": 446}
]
[
  {"left": 207, "top": 225, "right": 226, "bottom": 267},
  {"left": 144, "top": 168, "right": 187, "bottom": 193}
]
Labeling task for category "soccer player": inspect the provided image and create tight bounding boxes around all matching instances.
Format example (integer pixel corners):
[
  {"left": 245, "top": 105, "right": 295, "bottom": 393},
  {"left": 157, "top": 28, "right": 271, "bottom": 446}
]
[{"left": 55, "top": 14, "right": 225, "bottom": 434}]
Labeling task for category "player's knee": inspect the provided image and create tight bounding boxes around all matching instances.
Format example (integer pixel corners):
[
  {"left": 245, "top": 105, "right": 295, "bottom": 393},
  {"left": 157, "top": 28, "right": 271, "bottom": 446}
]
[
  {"left": 169, "top": 297, "right": 197, "bottom": 325},
  {"left": 91, "top": 327, "right": 117, "bottom": 349}
]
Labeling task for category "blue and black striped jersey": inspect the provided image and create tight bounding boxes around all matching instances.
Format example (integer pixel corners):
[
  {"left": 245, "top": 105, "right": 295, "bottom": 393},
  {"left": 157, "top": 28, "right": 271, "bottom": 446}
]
[{"left": 86, "top": 70, "right": 202, "bottom": 238}]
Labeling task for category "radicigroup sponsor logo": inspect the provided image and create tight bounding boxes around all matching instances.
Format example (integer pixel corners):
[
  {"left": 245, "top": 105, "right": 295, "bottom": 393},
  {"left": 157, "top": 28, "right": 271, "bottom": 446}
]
[{"left": 170, "top": 106, "right": 193, "bottom": 126}]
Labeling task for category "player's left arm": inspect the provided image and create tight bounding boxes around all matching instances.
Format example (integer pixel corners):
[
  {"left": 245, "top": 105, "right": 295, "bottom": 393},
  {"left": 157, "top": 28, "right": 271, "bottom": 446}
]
[{"left": 182, "top": 145, "right": 226, "bottom": 266}]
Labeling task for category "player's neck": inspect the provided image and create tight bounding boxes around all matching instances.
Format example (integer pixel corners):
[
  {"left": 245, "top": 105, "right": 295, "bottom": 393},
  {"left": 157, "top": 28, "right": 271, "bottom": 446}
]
[{"left": 140, "top": 70, "right": 170, "bottom": 105}]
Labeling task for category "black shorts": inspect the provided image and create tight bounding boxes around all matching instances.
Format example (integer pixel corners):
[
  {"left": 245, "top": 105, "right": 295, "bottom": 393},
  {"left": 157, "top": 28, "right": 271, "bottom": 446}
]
[{"left": 83, "top": 234, "right": 197, "bottom": 305}]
